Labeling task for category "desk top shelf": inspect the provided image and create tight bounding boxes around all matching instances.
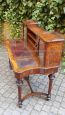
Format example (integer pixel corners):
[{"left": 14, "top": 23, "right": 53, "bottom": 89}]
[{"left": 23, "top": 20, "right": 64, "bottom": 43}]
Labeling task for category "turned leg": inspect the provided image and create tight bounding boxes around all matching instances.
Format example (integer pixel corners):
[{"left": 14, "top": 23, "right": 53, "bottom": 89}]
[
  {"left": 47, "top": 74, "right": 55, "bottom": 100},
  {"left": 24, "top": 76, "right": 33, "bottom": 93},
  {"left": 9, "top": 59, "right": 12, "bottom": 69},
  {"left": 16, "top": 79, "right": 23, "bottom": 84},
  {"left": 16, "top": 76, "right": 22, "bottom": 108}
]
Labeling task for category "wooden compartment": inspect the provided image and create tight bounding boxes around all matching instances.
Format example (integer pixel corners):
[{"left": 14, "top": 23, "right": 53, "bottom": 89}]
[{"left": 23, "top": 20, "right": 64, "bottom": 73}]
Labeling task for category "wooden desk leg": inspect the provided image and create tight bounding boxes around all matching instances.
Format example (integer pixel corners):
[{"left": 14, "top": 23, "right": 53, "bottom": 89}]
[
  {"left": 16, "top": 78, "right": 22, "bottom": 108},
  {"left": 47, "top": 74, "right": 55, "bottom": 100},
  {"left": 15, "top": 73, "right": 22, "bottom": 108},
  {"left": 24, "top": 76, "right": 33, "bottom": 93}
]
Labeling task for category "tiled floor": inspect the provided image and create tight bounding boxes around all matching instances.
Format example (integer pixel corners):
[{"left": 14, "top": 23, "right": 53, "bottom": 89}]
[{"left": 0, "top": 45, "right": 65, "bottom": 115}]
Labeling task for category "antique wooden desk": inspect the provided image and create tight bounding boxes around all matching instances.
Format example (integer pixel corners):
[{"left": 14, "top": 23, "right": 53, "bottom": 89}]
[{"left": 5, "top": 20, "right": 64, "bottom": 108}]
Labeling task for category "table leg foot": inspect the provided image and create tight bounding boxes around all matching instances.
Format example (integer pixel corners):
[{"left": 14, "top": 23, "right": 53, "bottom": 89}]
[
  {"left": 47, "top": 94, "right": 51, "bottom": 101},
  {"left": 18, "top": 100, "right": 22, "bottom": 108}
]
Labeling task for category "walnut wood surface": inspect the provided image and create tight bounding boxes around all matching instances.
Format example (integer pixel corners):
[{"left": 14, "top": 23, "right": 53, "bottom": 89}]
[
  {"left": 5, "top": 20, "right": 64, "bottom": 77},
  {"left": 4, "top": 20, "right": 64, "bottom": 107}
]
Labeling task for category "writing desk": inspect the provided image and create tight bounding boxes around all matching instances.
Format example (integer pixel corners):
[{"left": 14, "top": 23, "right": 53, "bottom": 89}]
[{"left": 5, "top": 20, "right": 64, "bottom": 108}]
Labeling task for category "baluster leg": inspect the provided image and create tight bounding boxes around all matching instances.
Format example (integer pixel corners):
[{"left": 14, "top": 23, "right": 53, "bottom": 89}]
[
  {"left": 15, "top": 73, "right": 22, "bottom": 108},
  {"left": 47, "top": 74, "right": 55, "bottom": 100}
]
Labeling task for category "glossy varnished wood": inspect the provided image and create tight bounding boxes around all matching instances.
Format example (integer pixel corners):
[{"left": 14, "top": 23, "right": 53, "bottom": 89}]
[
  {"left": 5, "top": 20, "right": 64, "bottom": 107},
  {"left": 23, "top": 20, "right": 64, "bottom": 69}
]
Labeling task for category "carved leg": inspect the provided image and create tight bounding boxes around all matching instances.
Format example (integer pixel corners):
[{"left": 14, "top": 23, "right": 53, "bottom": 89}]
[
  {"left": 47, "top": 74, "right": 55, "bottom": 100},
  {"left": 16, "top": 77, "right": 22, "bottom": 108},
  {"left": 9, "top": 59, "right": 12, "bottom": 69},
  {"left": 16, "top": 79, "right": 23, "bottom": 84},
  {"left": 24, "top": 76, "right": 33, "bottom": 93}
]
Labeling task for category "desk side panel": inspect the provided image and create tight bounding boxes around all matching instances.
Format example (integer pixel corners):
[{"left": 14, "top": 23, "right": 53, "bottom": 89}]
[{"left": 44, "top": 42, "right": 64, "bottom": 68}]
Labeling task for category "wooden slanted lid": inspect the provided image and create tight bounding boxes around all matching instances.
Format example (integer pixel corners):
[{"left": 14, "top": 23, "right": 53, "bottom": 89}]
[{"left": 23, "top": 20, "right": 64, "bottom": 43}]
